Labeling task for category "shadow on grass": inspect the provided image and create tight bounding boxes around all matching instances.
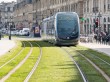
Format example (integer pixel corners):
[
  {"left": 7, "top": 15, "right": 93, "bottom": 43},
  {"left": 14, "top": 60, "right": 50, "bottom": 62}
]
[
  {"left": 20, "top": 41, "right": 83, "bottom": 82},
  {"left": 21, "top": 41, "right": 55, "bottom": 47},
  {"left": 20, "top": 39, "right": 76, "bottom": 47},
  {"left": 51, "top": 61, "right": 83, "bottom": 82}
]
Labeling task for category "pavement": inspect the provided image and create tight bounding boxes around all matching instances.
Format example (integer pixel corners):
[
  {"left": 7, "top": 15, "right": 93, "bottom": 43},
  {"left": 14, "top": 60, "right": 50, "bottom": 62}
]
[
  {"left": 0, "top": 38, "right": 16, "bottom": 56},
  {"left": 79, "top": 42, "right": 110, "bottom": 56}
]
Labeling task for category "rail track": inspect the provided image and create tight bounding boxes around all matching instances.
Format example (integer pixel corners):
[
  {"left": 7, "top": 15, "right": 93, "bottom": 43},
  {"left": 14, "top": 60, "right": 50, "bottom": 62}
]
[
  {"left": 0, "top": 41, "right": 33, "bottom": 82},
  {"left": 0, "top": 40, "right": 43, "bottom": 82},
  {"left": 69, "top": 46, "right": 110, "bottom": 82},
  {"left": 0, "top": 41, "right": 25, "bottom": 69},
  {"left": 0, "top": 40, "right": 110, "bottom": 82},
  {"left": 61, "top": 46, "right": 109, "bottom": 82},
  {"left": 61, "top": 47, "right": 88, "bottom": 82},
  {"left": 24, "top": 41, "right": 42, "bottom": 82},
  {"left": 71, "top": 46, "right": 110, "bottom": 81},
  {"left": 79, "top": 49, "right": 110, "bottom": 66}
]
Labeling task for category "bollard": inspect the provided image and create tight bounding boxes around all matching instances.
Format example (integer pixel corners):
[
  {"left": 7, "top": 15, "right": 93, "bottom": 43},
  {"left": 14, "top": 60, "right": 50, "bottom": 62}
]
[
  {"left": 0, "top": 34, "right": 1, "bottom": 40},
  {"left": 9, "top": 35, "right": 11, "bottom": 40}
]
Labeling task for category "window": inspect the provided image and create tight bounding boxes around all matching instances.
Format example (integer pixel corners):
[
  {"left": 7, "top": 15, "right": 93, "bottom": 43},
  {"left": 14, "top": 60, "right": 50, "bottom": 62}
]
[
  {"left": 93, "top": 0, "right": 99, "bottom": 12},
  {"left": 27, "top": 0, "right": 32, "bottom": 4},
  {"left": 108, "top": 24, "right": 110, "bottom": 33},
  {"left": 87, "top": 18, "right": 89, "bottom": 23},
  {"left": 87, "top": 1, "right": 89, "bottom": 12},
  {"left": 108, "top": 0, "right": 110, "bottom": 9},
  {"left": 93, "top": 19, "right": 95, "bottom": 23},
  {"left": 7, "top": 7, "right": 10, "bottom": 12},
  {"left": 85, "top": 20, "right": 86, "bottom": 24},
  {"left": 84, "top": 2, "right": 86, "bottom": 12},
  {"left": 108, "top": 17, "right": 110, "bottom": 22},
  {"left": 104, "top": 0, "right": 106, "bottom": 11},
  {"left": 104, "top": 18, "right": 106, "bottom": 22}
]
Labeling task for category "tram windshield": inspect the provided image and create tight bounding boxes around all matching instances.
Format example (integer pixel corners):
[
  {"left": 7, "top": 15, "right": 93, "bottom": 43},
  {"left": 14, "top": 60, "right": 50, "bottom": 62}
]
[{"left": 57, "top": 13, "right": 79, "bottom": 39}]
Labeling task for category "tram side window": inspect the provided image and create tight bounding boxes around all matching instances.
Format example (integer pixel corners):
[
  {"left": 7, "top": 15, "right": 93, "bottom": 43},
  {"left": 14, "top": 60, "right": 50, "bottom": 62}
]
[
  {"left": 46, "top": 22, "right": 49, "bottom": 35},
  {"left": 51, "top": 20, "right": 55, "bottom": 35}
]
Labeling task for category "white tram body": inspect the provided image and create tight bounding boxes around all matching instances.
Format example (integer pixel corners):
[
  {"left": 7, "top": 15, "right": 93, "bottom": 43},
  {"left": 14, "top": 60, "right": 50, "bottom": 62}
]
[{"left": 41, "top": 12, "right": 80, "bottom": 45}]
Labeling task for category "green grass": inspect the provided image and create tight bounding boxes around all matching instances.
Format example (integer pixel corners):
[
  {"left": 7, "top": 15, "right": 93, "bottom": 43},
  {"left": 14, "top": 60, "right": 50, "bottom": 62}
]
[
  {"left": 0, "top": 40, "right": 22, "bottom": 66},
  {"left": 0, "top": 41, "right": 31, "bottom": 79},
  {"left": 64, "top": 47, "right": 107, "bottom": 82},
  {"left": 6, "top": 41, "right": 40, "bottom": 82},
  {"left": 1, "top": 40, "right": 108, "bottom": 82},
  {"left": 2, "top": 35, "right": 8, "bottom": 38},
  {"left": 75, "top": 45, "right": 110, "bottom": 77},
  {"left": 29, "top": 41, "right": 83, "bottom": 82}
]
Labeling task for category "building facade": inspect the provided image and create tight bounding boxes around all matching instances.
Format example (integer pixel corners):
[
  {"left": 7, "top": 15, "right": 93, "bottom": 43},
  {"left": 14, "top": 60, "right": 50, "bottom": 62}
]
[
  {"left": 83, "top": 0, "right": 110, "bottom": 35},
  {"left": 0, "top": 2, "right": 16, "bottom": 29},
  {"left": 32, "top": 0, "right": 84, "bottom": 33},
  {"left": 0, "top": 2, "right": 6, "bottom": 28},
  {"left": 14, "top": 0, "right": 33, "bottom": 30},
  {"left": 5, "top": 0, "right": 110, "bottom": 35}
]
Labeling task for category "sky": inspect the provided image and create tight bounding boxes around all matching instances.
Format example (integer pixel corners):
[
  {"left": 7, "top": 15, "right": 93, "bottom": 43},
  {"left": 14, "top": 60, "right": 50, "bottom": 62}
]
[{"left": 0, "top": 0, "right": 16, "bottom": 3}]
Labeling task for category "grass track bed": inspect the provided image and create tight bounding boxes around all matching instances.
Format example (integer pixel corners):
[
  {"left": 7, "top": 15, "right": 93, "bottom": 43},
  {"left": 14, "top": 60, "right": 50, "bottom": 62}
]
[
  {"left": 75, "top": 45, "right": 110, "bottom": 77},
  {"left": 64, "top": 47, "right": 106, "bottom": 82},
  {"left": 0, "top": 41, "right": 31, "bottom": 79},
  {"left": 0, "top": 41, "right": 22, "bottom": 66},
  {"left": 6, "top": 41, "right": 40, "bottom": 82},
  {"left": 29, "top": 41, "right": 83, "bottom": 82}
]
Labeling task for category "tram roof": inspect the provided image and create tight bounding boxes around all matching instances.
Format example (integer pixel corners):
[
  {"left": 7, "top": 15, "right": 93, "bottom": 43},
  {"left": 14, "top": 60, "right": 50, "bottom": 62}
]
[{"left": 42, "top": 12, "right": 78, "bottom": 22}]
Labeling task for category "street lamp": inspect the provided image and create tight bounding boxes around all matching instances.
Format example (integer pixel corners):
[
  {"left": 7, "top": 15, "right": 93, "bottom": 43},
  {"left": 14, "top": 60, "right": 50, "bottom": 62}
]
[
  {"left": 97, "top": 12, "right": 102, "bottom": 35},
  {"left": 0, "top": 26, "right": 1, "bottom": 40},
  {"left": 0, "top": 10, "right": 1, "bottom": 40},
  {"left": 9, "top": 22, "right": 12, "bottom": 40}
]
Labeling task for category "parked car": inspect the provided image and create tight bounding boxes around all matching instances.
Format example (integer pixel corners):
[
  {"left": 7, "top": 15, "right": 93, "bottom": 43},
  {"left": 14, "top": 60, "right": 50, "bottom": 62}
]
[
  {"left": 15, "top": 30, "right": 20, "bottom": 35},
  {"left": 7, "top": 30, "right": 17, "bottom": 35},
  {"left": 19, "top": 28, "right": 30, "bottom": 36},
  {"left": 18, "top": 30, "right": 23, "bottom": 35}
]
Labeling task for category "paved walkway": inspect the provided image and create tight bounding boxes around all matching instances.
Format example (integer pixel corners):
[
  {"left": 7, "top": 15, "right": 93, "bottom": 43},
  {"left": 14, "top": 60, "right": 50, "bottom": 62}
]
[
  {"left": 79, "top": 42, "right": 110, "bottom": 56},
  {"left": 0, "top": 39, "right": 16, "bottom": 56}
]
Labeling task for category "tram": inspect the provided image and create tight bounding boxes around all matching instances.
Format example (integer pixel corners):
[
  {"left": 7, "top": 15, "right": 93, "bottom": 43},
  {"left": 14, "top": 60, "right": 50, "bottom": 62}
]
[{"left": 41, "top": 12, "right": 80, "bottom": 45}]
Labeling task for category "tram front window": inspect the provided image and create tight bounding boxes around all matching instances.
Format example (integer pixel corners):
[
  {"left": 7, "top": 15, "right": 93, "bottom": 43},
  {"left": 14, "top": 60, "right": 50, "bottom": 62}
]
[{"left": 57, "top": 13, "right": 79, "bottom": 39}]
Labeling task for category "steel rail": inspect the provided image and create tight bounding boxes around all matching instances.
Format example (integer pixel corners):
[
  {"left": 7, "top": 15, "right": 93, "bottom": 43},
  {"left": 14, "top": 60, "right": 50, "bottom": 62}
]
[
  {"left": 82, "top": 50, "right": 110, "bottom": 66},
  {"left": 24, "top": 42, "right": 42, "bottom": 82},
  {"left": 0, "top": 41, "right": 33, "bottom": 82},
  {"left": 61, "top": 47, "right": 88, "bottom": 82},
  {"left": 0, "top": 41, "right": 25, "bottom": 69},
  {"left": 70, "top": 47, "right": 110, "bottom": 82}
]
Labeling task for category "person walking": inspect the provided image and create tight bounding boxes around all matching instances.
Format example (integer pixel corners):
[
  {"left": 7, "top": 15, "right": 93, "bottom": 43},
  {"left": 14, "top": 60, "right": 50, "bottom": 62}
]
[{"left": 101, "top": 31, "right": 106, "bottom": 44}]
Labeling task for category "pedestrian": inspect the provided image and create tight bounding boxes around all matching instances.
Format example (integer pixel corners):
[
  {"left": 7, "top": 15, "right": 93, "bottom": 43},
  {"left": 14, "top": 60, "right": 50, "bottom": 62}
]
[
  {"left": 101, "top": 31, "right": 106, "bottom": 44},
  {"left": 94, "top": 34, "right": 97, "bottom": 42},
  {"left": 27, "top": 32, "right": 29, "bottom": 36},
  {"left": 98, "top": 34, "right": 102, "bottom": 44}
]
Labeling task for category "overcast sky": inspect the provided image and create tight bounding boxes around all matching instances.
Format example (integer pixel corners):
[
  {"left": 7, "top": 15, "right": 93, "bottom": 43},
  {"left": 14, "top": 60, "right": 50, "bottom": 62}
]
[{"left": 0, "top": 0, "right": 16, "bottom": 3}]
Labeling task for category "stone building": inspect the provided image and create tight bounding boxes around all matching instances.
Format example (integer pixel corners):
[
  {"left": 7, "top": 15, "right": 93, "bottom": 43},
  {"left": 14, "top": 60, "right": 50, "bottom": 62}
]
[
  {"left": 12, "top": 0, "right": 110, "bottom": 35},
  {"left": 32, "top": 0, "right": 84, "bottom": 33},
  {"left": 0, "top": 2, "right": 15, "bottom": 29},
  {"left": 14, "top": 0, "right": 33, "bottom": 30},
  {"left": 14, "top": 0, "right": 84, "bottom": 33},
  {"left": 83, "top": 0, "right": 110, "bottom": 35}
]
